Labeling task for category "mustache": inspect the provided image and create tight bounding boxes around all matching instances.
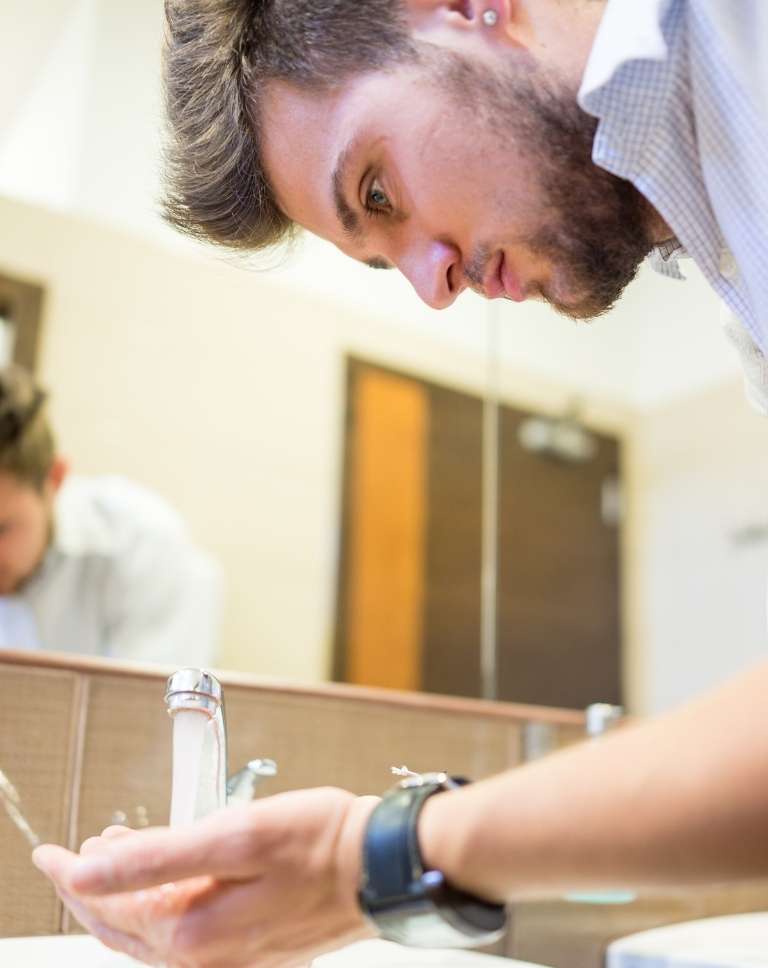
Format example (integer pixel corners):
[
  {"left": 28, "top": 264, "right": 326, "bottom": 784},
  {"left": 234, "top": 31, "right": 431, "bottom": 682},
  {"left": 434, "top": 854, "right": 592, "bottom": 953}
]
[{"left": 463, "top": 245, "right": 494, "bottom": 291}]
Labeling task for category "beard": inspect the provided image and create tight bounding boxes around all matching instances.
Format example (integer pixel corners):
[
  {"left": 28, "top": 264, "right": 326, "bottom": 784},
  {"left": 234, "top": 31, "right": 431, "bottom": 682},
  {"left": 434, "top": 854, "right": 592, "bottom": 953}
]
[{"left": 432, "top": 50, "right": 657, "bottom": 320}]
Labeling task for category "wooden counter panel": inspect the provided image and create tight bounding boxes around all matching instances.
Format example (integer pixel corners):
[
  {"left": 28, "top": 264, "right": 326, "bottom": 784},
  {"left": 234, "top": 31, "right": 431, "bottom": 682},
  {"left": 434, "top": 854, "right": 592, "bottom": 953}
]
[{"left": 0, "top": 665, "right": 82, "bottom": 936}]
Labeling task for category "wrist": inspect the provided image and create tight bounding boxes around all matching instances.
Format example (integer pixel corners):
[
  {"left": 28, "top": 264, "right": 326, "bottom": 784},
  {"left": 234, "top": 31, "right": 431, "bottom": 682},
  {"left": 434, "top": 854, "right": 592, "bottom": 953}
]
[
  {"left": 418, "top": 784, "right": 506, "bottom": 905},
  {"left": 417, "top": 788, "right": 457, "bottom": 876},
  {"left": 337, "top": 795, "right": 381, "bottom": 938},
  {"left": 358, "top": 774, "right": 508, "bottom": 947}
]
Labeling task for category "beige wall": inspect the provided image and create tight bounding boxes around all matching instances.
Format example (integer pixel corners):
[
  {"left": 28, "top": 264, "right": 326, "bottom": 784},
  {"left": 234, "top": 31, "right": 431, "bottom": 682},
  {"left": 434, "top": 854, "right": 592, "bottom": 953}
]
[{"left": 625, "top": 379, "right": 768, "bottom": 713}]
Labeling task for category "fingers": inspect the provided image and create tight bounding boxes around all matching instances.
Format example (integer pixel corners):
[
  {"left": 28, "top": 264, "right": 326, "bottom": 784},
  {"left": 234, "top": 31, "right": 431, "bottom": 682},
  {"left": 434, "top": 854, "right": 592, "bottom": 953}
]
[
  {"left": 56, "top": 888, "right": 157, "bottom": 966},
  {"left": 169, "top": 875, "right": 372, "bottom": 968},
  {"left": 36, "top": 825, "right": 134, "bottom": 872},
  {"left": 101, "top": 825, "right": 134, "bottom": 838},
  {"left": 80, "top": 827, "right": 133, "bottom": 856},
  {"left": 156, "top": 878, "right": 262, "bottom": 964},
  {"left": 65, "top": 803, "right": 265, "bottom": 895},
  {"left": 31, "top": 844, "right": 143, "bottom": 951},
  {"left": 32, "top": 844, "right": 80, "bottom": 892},
  {"left": 57, "top": 789, "right": 356, "bottom": 899}
]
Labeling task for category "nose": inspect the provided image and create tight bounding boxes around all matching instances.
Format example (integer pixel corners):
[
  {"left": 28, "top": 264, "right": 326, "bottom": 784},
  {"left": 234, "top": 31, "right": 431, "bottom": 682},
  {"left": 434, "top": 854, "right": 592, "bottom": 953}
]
[{"left": 399, "top": 238, "right": 465, "bottom": 310}]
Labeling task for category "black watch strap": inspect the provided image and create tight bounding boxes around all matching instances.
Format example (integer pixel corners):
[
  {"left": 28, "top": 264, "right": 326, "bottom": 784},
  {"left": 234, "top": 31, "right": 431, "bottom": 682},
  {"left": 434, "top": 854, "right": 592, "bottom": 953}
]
[{"left": 359, "top": 773, "right": 508, "bottom": 948}]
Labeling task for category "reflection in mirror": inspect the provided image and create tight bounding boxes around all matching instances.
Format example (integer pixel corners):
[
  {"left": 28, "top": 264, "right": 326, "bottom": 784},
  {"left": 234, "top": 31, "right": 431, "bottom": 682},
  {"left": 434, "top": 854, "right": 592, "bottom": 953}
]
[
  {"left": 0, "top": 270, "right": 44, "bottom": 372},
  {"left": 0, "top": 307, "right": 15, "bottom": 367},
  {"left": 1, "top": 1, "right": 767, "bottom": 721},
  {"left": 0, "top": 363, "right": 221, "bottom": 666}
]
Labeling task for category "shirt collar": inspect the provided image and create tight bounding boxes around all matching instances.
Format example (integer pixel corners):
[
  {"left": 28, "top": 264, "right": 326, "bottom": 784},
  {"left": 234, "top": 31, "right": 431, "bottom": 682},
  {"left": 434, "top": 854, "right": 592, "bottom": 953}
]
[
  {"left": 647, "top": 239, "right": 687, "bottom": 280},
  {"left": 578, "top": 0, "right": 674, "bottom": 116}
]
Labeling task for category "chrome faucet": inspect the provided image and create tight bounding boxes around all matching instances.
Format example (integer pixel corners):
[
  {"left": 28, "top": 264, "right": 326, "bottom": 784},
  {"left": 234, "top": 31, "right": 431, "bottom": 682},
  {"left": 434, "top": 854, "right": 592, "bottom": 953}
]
[{"left": 165, "top": 668, "right": 276, "bottom": 826}]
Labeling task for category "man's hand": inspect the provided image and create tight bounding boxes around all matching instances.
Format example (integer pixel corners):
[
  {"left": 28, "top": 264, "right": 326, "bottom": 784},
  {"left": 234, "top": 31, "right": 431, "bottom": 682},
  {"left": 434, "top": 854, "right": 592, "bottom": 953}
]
[{"left": 32, "top": 787, "right": 379, "bottom": 967}]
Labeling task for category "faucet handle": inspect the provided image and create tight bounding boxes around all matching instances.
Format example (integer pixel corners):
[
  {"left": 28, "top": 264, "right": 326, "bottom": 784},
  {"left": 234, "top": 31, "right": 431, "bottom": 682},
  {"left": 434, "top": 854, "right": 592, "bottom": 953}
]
[{"left": 226, "top": 759, "right": 278, "bottom": 803}]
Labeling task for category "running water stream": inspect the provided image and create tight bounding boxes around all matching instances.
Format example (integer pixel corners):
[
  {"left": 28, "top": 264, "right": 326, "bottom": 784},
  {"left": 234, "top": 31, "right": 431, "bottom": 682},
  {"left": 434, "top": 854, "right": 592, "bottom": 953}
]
[
  {"left": 0, "top": 767, "right": 40, "bottom": 847},
  {"left": 169, "top": 709, "right": 224, "bottom": 826}
]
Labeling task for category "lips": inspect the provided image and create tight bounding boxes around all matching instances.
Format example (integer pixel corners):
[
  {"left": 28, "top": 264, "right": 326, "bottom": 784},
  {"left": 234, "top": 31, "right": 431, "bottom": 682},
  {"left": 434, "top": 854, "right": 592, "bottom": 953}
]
[
  {"left": 481, "top": 251, "right": 525, "bottom": 302},
  {"left": 500, "top": 254, "right": 525, "bottom": 302},
  {"left": 482, "top": 251, "right": 505, "bottom": 298}
]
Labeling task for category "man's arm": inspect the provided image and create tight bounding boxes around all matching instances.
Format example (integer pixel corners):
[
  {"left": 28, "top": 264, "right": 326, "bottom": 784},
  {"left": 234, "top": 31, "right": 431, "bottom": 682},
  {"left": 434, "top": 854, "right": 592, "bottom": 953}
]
[
  {"left": 32, "top": 660, "right": 768, "bottom": 966},
  {"left": 420, "top": 658, "right": 768, "bottom": 900}
]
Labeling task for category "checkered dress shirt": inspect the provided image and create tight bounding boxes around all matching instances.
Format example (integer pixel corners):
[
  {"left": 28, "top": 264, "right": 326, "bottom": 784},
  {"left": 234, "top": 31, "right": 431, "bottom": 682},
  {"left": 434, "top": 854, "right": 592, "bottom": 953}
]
[{"left": 578, "top": 0, "right": 768, "bottom": 413}]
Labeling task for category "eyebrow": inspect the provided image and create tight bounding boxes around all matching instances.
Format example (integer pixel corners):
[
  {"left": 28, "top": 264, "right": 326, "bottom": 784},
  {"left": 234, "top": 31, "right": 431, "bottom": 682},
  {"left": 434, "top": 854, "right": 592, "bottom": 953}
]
[
  {"left": 332, "top": 138, "right": 394, "bottom": 270},
  {"left": 332, "top": 139, "right": 364, "bottom": 241}
]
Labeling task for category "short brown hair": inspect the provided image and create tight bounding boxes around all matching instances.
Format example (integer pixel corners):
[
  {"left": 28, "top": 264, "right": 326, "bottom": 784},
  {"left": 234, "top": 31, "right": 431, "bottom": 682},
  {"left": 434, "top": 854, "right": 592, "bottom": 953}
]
[
  {"left": 0, "top": 366, "right": 55, "bottom": 490},
  {"left": 162, "top": 0, "right": 417, "bottom": 253}
]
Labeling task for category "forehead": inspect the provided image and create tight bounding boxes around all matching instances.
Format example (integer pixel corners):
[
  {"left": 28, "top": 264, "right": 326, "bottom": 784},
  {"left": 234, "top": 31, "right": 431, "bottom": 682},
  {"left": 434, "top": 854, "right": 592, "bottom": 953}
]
[
  {"left": 260, "top": 81, "right": 343, "bottom": 237},
  {"left": 260, "top": 69, "right": 428, "bottom": 244}
]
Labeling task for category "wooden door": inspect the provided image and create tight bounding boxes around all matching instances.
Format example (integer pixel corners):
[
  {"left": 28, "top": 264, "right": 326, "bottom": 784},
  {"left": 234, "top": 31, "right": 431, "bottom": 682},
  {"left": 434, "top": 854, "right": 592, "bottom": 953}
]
[
  {"left": 496, "top": 408, "right": 622, "bottom": 707},
  {"left": 0, "top": 270, "right": 45, "bottom": 372},
  {"left": 334, "top": 358, "right": 622, "bottom": 708}
]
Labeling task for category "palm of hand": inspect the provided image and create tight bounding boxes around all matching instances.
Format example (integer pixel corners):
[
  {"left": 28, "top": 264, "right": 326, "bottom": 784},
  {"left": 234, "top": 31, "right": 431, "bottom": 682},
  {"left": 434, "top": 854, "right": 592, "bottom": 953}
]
[{"left": 37, "top": 789, "right": 379, "bottom": 968}]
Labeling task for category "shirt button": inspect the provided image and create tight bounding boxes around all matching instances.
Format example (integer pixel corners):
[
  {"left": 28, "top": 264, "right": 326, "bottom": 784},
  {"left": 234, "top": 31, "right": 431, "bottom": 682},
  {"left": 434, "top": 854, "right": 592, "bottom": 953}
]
[{"left": 719, "top": 249, "right": 739, "bottom": 281}]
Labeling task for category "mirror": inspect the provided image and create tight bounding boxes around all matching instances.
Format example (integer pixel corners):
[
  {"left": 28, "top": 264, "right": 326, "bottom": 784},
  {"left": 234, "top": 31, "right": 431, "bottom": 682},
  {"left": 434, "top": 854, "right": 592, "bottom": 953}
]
[{"left": 1, "top": 0, "right": 767, "bottom": 717}]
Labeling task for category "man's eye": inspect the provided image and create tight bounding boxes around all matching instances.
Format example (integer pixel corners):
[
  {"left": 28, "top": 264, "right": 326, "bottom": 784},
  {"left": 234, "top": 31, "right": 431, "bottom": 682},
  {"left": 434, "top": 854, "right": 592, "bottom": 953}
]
[{"left": 365, "top": 179, "right": 392, "bottom": 215}]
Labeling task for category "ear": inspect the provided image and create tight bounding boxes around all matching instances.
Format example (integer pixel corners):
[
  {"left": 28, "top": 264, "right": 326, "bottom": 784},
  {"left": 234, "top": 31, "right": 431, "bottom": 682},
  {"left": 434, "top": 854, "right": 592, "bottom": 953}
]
[
  {"left": 46, "top": 456, "right": 69, "bottom": 495},
  {"left": 403, "top": 0, "right": 526, "bottom": 49}
]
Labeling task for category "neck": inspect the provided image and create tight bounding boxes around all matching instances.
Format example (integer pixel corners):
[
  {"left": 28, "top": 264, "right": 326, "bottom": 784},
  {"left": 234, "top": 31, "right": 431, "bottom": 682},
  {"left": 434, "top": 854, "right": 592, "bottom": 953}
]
[
  {"left": 642, "top": 197, "right": 675, "bottom": 245},
  {"left": 516, "top": 0, "right": 608, "bottom": 91}
]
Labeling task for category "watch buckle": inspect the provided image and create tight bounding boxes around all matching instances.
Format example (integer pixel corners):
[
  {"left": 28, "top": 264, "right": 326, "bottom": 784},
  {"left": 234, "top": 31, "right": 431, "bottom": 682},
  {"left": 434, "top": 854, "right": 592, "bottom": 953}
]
[{"left": 390, "top": 766, "right": 450, "bottom": 789}]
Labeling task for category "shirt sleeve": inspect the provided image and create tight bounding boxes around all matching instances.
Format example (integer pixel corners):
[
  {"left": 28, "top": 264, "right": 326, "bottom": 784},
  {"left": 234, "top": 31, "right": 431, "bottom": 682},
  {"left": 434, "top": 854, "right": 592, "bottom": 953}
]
[
  {"left": 102, "top": 530, "right": 224, "bottom": 668},
  {"left": 689, "top": 0, "right": 768, "bottom": 356}
]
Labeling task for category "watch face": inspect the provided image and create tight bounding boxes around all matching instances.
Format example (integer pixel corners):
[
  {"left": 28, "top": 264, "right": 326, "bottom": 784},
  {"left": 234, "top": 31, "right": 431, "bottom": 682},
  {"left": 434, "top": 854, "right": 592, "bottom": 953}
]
[{"left": 367, "top": 880, "right": 508, "bottom": 949}]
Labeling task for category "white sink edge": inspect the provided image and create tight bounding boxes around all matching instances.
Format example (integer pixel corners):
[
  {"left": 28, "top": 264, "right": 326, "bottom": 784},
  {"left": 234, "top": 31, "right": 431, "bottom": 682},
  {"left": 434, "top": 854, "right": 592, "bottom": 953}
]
[{"left": 0, "top": 934, "right": 550, "bottom": 968}]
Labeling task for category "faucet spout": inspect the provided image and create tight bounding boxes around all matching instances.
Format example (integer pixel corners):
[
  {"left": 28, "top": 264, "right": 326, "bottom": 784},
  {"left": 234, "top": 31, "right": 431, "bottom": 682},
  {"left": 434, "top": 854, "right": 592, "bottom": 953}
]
[
  {"left": 165, "top": 668, "right": 278, "bottom": 826},
  {"left": 166, "top": 669, "right": 227, "bottom": 826}
]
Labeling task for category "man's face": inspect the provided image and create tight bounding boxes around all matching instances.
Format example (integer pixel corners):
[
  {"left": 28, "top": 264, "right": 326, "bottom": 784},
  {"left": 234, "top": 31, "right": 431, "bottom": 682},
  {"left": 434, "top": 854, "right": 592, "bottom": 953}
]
[
  {"left": 261, "top": 51, "right": 654, "bottom": 319},
  {"left": 0, "top": 471, "right": 53, "bottom": 595}
]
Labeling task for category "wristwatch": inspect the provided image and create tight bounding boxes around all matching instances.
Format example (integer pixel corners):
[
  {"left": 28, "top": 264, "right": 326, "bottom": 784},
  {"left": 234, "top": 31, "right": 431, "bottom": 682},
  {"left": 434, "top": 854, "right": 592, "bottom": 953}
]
[{"left": 358, "top": 771, "right": 508, "bottom": 948}]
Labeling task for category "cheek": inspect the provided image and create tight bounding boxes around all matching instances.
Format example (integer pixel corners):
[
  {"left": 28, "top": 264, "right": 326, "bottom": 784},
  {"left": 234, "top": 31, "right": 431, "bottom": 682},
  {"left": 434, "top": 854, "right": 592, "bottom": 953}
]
[
  {"left": 407, "top": 129, "right": 507, "bottom": 224},
  {"left": 409, "top": 164, "right": 483, "bottom": 231},
  {"left": 13, "top": 524, "right": 40, "bottom": 559},
  {"left": 419, "top": 122, "right": 543, "bottom": 225},
  {"left": 415, "top": 121, "right": 480, "bottom": 192}
]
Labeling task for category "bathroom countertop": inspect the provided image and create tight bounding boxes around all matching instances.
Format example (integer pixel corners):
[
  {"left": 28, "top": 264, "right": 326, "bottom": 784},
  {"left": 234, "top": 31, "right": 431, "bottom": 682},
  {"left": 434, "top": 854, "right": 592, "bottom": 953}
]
[{"left": 0, "top": 934, "right": 548, "bottom": 967}]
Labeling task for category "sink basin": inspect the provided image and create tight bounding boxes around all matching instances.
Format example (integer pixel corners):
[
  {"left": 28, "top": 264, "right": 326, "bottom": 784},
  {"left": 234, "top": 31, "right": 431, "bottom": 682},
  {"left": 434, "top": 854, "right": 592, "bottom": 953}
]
[
  {"left": 0, "top": 935, "right": 550, "bottom": 967},
  {"left": 607, "top": 912, "right": 768, "bottom": 967}
]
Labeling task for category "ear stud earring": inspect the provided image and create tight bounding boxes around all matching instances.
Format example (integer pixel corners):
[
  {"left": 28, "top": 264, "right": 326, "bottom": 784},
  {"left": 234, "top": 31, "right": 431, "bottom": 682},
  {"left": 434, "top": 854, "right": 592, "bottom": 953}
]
[{"left": 482, "top": 9, "right": 498, "bottom": 26}]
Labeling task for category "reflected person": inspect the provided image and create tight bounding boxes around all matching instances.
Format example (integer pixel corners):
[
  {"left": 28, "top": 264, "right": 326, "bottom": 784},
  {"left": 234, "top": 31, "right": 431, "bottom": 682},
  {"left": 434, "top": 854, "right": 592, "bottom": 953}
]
[
  {"left": 0, "top": 365, "right": 221, "bottom": 666},
  {"left": 33, "top": 1, "right": 768, "bottom": 966}
]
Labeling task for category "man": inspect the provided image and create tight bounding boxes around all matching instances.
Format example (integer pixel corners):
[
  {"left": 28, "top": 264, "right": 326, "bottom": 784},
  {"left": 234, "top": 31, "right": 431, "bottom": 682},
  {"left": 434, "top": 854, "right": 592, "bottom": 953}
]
[
  {"left": 0, "top": 365, "right": 221, "bottom": 666},
  {"left": 33, "top": 0, "right": 768, "bottom": 965}
]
